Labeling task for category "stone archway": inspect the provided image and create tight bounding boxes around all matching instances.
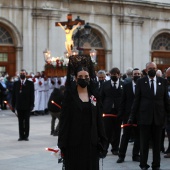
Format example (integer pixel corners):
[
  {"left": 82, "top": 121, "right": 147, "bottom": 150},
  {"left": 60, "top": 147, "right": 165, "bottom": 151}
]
[
  {"left": 73, "top": 23, "right": 111, "bottom": 71},
  {"left": 151, "top": 32, "right": 170, "bottom": 71},
  {"left": 0, "top": 17, "right": 23, "bottom": 75}
]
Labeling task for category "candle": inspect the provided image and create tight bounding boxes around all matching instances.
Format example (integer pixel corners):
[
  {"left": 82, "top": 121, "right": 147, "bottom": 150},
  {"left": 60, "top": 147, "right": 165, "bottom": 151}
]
[
  {"left": 51, "top": 100, "right": 61, "bottom": 109},
  {"left": 102, "top": 114, "right": 117, "bottom": 118},
  {"left": 4, "top": 101, "right": 18, "bottom": 117},
  {"left": 4, "top": 100, "right": 13, "bottom": 110},
  {"left": 45, "top": 148, "right": 59, "bottom": 153},
  {"left": 121, "top": 124, "right": 137, "bottom": 128}
]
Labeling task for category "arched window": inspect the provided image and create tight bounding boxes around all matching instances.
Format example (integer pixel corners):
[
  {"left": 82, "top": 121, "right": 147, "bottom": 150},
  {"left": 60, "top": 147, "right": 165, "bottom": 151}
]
[
  {"left": 74, "top": 29, "right": 103, "bottom": 48},
  {"left": 152, "top": 33, "right": 170, "bottom": 50},
  {"left": 0, "top": 26, "right": 13, "bottom": 44}
]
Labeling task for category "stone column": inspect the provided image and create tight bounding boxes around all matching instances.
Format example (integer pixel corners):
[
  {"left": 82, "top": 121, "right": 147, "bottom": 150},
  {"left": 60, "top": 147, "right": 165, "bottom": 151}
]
[
  {"left": 105, "top": 50, "right": 112, "bottom": 71},
  {"left": 119, "top": 17, "right": 133, "bottom": 73},
  {"left": 132, "top": 19, "right": 144, "bottom": 69},
  {"left": 119, "top": 16, "right": 144, "bottom": 72},
  {"left": 16, "top": 47, "right": 23, "bottom": 72}
]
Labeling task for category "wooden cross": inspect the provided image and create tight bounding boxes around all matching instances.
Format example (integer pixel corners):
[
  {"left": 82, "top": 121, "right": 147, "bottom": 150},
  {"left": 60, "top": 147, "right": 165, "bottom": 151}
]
[{"left": 55, "top": 14, "right": 85, "bottom": 29}]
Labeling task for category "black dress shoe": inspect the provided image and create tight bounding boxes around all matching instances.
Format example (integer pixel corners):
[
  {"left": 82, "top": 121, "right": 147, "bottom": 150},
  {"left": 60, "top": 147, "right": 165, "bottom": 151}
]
[
  {"left": 117, "top": 157, "right": 124, "bottom": 163},
  {"left": 112, "top": 151, "right": 119, "bottom": 155},
  {"left": 24, "top": 138, "right": 29, "bottom": 141},
  {"left": 141, "top": 168, "right": 148, "bottom": 170},
  {"left": 18, "top": 138, "right": 23, "bottom": 141},
  {"left": 152, "top": 168, "right": 160, "bottom": 170},
  {"left": 53, "top": 132, "right": 59, "bottom": 136},
  {"left": 132, "top": 156, "right": 140, "bottom": 162}
]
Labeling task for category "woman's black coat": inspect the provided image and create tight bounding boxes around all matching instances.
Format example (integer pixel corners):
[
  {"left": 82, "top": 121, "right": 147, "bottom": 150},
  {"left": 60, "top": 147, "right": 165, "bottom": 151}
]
[{"left": 58, "top": 84, "right": 107, "bottom": 152}]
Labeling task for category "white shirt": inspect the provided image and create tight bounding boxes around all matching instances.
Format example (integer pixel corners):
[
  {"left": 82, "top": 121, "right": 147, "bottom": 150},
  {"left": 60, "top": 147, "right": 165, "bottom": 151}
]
[{"left": 132, "top": 80, "right": 136, "bottom": 94}]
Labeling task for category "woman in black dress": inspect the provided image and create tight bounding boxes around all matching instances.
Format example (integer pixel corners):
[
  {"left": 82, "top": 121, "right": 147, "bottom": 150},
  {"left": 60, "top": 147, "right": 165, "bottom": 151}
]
[{"left": 58, "top": 56, "right": 107, "bottom": 170}]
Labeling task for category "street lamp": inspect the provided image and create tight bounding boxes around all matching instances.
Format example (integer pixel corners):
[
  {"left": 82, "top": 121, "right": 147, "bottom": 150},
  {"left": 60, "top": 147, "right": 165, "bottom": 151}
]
[{"left": 84, "top": 23, "right": 91, "bottom": 35}]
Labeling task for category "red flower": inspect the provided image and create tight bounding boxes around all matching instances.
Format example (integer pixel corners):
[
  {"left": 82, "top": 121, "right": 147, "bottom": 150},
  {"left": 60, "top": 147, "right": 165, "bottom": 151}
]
[
  {"left": 39, "top": 81, "right": 42, "bottom": 86},
  {"left": 32, "top": 78, "right": 36, "bottom": 82}
]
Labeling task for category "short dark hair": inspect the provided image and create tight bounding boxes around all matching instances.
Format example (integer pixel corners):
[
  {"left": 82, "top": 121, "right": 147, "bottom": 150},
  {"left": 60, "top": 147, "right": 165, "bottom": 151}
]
[
  {"left": 110, "top": 67, "right": 120, "bottom": 75},
  {"left": 132, "top": 68, "right": 140, "bottom": 74},
  {"left": 20, "top": 69, "right": 26, "bottom": 72},
  {"left": 142, "top": 69, "right": 147, "bottom": 76}
]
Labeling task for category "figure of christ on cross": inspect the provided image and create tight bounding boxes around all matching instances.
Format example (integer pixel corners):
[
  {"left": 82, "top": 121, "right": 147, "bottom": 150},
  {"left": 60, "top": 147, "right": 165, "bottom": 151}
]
[{"left": 58, "top": 22, "right": 81, "bottom": 55}]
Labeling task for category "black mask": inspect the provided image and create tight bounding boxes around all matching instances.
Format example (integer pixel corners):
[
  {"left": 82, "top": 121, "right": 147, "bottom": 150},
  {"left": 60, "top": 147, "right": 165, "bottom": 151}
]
[
  {"left": 133, "top": 76, "right": 140, "bottom": 83},
  {"left": 167, "top": 77, "right": 170, "bottom": 83},
  {"left": 20, "top": 75, "right": 25, "bottom": 80},
  {"left": 148, "top": 69, "right": 156, "bottom": 77},
  {"left": 111, "top": 76, "right": 118, "bottom": 82},
  {"left": 99, "top": 80, "right": 104, "bottom": 85},
  {"left": 77, "top": 78, "right": 89, "bottom": 88}
]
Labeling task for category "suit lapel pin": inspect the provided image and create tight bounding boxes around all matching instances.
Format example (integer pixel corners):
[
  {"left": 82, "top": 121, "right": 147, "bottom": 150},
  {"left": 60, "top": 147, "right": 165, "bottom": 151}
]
[
  {"left": 145, "top": 81, "right": 147, "bottom": 83},
  {"left": 120, "top": 85, "right": 123, "bottom": 89},
  {"left": 158, "top": 82, "right": 161, "bottom": 85}
]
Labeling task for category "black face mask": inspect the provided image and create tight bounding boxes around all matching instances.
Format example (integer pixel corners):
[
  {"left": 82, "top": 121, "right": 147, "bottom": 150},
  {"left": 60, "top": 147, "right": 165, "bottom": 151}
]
[
  {"left": 20, "top": 75, "right": 25, "bottom": 80},
  {"left": 133, "top": 76, "right": 140, "bottom": 83},
  {"left": 167, "top": 77, "right": 170, "bottom": 83},
  {"left": 99, "top": 80, "right": 104, "bottom": 85},
  {"left": 77, "top": 78, "right": 89, "bottom": 88},
  {"left": 148, "top": 69, "right": 156, "bottom": 77},
  {"left": 111, "top": 76, "right": 118, "bottom": 82}
]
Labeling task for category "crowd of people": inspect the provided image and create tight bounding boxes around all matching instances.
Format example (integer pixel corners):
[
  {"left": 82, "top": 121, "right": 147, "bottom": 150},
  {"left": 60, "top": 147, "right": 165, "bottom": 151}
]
[
  {"left": 1, "top": 60, "right": 170, "bottom": 170},
  {"left": 57, "top": 61, "right": 170, "bottom": 170}
]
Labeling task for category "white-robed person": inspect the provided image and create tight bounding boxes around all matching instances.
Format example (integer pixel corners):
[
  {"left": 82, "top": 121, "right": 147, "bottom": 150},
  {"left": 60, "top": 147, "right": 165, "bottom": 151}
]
[
  {"left": 28, "top": 72, "right": 39, "bottom": 115},
  {"left": 37, "top": 72, "right": 46, "bottom": 115}
]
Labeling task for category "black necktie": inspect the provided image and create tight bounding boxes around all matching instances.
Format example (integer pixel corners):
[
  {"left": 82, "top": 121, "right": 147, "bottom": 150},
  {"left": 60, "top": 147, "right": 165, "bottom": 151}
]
[
  {"left": 113, "top": 82, "right": 116, "bottom": 89},
  {"left": 20, "top": 81, "right": 24, "bottom": 93},
  {"left": 151, "top": 80, "right": 154, "bottom": 96}
]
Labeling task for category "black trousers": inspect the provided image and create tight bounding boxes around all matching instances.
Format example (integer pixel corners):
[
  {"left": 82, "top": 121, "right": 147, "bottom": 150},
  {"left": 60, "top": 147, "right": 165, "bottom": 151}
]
[
  {"left": 139, "top": 124, "right": 162, "bottom": 169},
  {"left": 17, "top": 110, "right": 30, "bottom": 139},
  {"left": 103, "top": 115, "right": 122, "bottom": 151},
  {"left": 119, "top": 125, "right": 140, "bottom": 158}
]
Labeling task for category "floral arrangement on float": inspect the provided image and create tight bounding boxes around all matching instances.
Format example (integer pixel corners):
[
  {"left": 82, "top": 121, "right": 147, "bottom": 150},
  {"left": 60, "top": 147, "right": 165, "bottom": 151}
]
[
  {"left": 44, "top": 49, "right": 69, "bottom": 69},
  {"left": 43, "top": 48, "right": 97, "bottom": 77}
]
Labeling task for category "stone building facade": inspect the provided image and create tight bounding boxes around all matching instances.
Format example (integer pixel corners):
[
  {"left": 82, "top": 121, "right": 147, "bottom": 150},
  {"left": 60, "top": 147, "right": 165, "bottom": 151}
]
[{"left": 1, "top": 0, "right": 170, "bottom": 75}]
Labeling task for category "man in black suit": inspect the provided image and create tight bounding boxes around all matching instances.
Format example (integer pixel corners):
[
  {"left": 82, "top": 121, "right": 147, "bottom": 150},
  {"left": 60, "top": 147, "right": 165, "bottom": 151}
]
[
  {"left": 12, "top": 69, "right": 34, "bottom": 141},
  {"left": 129, "top": 62, "right": 170, "bottom": 170},
  {"left": 100, "top": 67, "right": 124, "bottom": 155},
  {"left": 117, "top": 68, "right": 141, "bottom": 163},
  {"left": 97, "top": 70, "right": 106, "bottom": 92}
]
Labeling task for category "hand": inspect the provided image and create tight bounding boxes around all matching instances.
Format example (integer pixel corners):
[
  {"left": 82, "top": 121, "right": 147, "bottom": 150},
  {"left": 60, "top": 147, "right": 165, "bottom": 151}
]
[
  {"left": 60, "top": 148, "right": 65, "bottom": 158},
  {"left": 127, "top": 119, "right": 133, "bottom": 124},
  {"left": 117, "top": 113, "right": 123, "bottom": 120},
  {"left": 30, "top": 107, "right": 34, "bottom": 111},
  {"left": 99, "top": 150, "right": 107, "bottom": 159}
]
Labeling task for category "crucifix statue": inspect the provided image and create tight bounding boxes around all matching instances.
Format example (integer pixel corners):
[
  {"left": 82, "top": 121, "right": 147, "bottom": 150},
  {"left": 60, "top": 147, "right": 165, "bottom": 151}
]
[{"left": 56, "top": 14, "right": 85, "bottom": 55}]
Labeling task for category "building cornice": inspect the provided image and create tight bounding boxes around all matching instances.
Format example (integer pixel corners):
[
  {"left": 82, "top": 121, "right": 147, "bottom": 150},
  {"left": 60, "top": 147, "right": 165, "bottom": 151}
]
[
  {"left": 31, "top": 9, "right": 61, "bottom": 20},
  {"left": 79, "top": 0, "right": 170, "bottom": 9},
  {"left": 119, "top": 16, "right": 144, "bottom": 26}
]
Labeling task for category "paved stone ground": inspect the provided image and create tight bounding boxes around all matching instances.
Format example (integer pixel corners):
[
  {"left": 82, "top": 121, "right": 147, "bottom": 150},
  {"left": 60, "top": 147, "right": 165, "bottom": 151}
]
[{"left": 0, "top": 109, "right": 169, "bottom": 170}]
